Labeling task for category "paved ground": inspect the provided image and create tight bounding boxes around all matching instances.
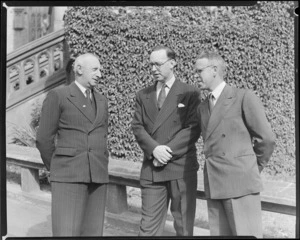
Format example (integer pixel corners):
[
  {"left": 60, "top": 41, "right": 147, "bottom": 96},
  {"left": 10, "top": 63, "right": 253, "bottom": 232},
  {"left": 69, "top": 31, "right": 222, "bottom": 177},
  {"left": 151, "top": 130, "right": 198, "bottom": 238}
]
[
  {"left": 4, "top": 180, "right": 297, "bottom": 239},
  {"left": 4, "top": 181, "right": 209, "bottom": 238},
  {"left": 5, "top": 144, "right": 296, "bottom": 238},
  {"left": 3, "top": 160, "right": 297, "bottom": 238}
]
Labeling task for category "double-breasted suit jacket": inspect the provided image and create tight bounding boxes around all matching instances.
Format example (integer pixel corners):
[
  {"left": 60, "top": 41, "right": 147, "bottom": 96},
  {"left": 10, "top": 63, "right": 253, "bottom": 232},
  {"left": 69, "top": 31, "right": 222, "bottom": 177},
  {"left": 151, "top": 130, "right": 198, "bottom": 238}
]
[
  {"left": 197, "top": 85, "right": 275, "bottom": 199},
  {"left": 36, "top": 82, "right": 109, "bottom": 183},
  {"left": 132, "top": 79, "right": 201, "bottom": 182}
]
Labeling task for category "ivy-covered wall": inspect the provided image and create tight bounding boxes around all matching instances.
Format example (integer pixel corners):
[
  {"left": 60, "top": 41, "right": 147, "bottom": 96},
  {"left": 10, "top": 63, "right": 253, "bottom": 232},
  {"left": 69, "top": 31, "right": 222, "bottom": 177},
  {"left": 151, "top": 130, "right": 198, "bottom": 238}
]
[{"left": 63, "top": 2, "right": 295, "bottom": 178}]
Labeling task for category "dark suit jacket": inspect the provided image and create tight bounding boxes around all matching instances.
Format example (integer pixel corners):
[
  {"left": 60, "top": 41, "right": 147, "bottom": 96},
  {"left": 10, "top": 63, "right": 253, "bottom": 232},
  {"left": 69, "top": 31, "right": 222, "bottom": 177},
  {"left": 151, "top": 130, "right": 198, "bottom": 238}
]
[
  {"left": 132, "top": 80, "right": 201, "bottom": 182},
  {"left": 36, "top": 82, "right": 109, "bottom": 183},
  {"left": 197, "top": 85, "right": 275, "bottom": 199}
]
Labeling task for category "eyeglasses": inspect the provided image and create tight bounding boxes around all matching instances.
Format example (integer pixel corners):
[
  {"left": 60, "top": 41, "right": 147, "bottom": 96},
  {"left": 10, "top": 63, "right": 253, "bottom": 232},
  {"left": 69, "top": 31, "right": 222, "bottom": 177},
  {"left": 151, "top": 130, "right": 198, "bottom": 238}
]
[
  {"left": 150, "top": 59, "right": 172, "bottom": 69},
  {"left": 196, "top": 65, "right": 216, "bottom": 73}
]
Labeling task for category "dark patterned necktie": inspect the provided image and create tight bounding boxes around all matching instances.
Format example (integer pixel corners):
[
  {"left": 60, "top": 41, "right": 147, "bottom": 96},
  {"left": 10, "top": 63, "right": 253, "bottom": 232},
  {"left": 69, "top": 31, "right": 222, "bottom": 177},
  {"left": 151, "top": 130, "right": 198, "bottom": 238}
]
[
  {"left": 208, "top": 92, "right": 215, "bottom": 115},
  {"left": 157, "top": 83, "right": 167, "bottom": 110},
  {"left": 86, "top": 89, "right": 96, "bottom": 115},
  {"left": 86, "top": 89, "right": 92, "bottom": 104}
]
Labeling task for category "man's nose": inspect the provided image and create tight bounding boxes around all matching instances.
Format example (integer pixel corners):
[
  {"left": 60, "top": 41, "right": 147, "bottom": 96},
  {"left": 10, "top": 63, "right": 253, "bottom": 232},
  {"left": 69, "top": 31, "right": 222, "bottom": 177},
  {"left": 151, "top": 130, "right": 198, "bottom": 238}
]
[
  {"left": 96, "top": 70, "right": 101, "bottom": 78},
  {"left": 151, "top": 65, "right": 158, "bottom": 72}
]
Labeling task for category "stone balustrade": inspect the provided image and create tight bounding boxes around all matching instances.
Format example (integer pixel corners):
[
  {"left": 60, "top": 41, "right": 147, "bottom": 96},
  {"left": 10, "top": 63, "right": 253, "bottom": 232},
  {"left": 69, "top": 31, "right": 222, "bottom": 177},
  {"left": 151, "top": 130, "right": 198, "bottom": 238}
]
[{"left": 6, "top": 28, "right": 67, "bottom": 110}]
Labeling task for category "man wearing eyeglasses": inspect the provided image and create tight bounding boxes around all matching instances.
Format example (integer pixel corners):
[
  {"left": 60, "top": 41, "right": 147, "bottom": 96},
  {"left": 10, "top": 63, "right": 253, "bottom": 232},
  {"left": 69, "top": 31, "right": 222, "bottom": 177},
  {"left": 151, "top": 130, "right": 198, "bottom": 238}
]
[
  {"left": 195, "top": 51, "right": 275, "bottom": 237},
  {"left": 131, "top": 46, "right": 201, "bottom": 236}
]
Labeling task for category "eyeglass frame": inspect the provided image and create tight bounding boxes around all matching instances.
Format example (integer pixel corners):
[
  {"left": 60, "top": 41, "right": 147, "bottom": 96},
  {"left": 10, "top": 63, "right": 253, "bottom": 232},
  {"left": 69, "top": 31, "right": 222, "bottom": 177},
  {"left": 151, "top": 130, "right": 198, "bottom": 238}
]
[
  {"left": 150, "top": 59, "right": 173, "bottom": 69},
  {"left": 195, "top": 65, "right": 216, "bottom": 74}
]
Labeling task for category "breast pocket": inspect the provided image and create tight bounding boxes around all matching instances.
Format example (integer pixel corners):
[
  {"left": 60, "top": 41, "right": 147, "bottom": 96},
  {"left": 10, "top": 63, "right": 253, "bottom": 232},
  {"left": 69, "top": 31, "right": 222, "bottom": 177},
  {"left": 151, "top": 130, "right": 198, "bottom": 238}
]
[
  {"left": 55, "top": 147, "right": 77, "bottom": 156},
  {"left": 176, "top": 105, "right": 188, "bottom": 120}
]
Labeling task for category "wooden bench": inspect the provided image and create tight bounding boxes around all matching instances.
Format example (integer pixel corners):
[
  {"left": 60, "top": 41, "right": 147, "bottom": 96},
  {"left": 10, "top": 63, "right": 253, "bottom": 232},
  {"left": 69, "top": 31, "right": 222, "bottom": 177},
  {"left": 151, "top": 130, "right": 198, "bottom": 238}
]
[{"left": 6, "top": 144, "right": 296, "bottom": 217}]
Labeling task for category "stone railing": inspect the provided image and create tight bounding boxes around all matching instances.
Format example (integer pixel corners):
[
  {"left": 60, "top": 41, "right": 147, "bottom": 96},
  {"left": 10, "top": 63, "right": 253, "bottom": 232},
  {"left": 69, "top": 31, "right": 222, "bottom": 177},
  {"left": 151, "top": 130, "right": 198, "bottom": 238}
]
[{"left": 6, "top": 28, "right": 67, "bottom": 110}]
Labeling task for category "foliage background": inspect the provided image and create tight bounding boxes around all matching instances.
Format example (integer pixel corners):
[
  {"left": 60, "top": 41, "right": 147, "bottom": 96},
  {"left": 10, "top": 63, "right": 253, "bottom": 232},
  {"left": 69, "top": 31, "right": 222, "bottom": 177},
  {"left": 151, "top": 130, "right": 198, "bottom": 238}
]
[{"left": 61, "top": 2, "right": 295, "bottom": 178}]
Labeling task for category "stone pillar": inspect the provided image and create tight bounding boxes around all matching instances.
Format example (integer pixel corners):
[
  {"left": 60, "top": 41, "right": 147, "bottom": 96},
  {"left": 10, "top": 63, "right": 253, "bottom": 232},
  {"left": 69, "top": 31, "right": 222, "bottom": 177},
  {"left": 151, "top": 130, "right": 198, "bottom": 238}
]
[
  {"left": 21, "top": 167, "right": 40, "bottom": 192},
  {"left": 106, "top": 183, "right": 128, "bottom": 214},
  {"left": 52, "top": 7, "right": 67, "bottom": 32},
  {"left": 6, "top": 7, "right": 15, "bottom": 54}
]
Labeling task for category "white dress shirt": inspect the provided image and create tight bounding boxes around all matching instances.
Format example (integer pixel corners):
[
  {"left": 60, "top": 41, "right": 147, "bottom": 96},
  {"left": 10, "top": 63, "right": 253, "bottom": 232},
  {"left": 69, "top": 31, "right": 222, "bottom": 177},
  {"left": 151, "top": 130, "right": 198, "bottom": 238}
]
[
  {"left": 156, "top": 75, "right": 176, "bottom": 99},
  {"left": 75, "top": 80, "right": 91, "bottom": 99},
  {"left": 210, "top": 81, "right": 226, "bottom": 105}
]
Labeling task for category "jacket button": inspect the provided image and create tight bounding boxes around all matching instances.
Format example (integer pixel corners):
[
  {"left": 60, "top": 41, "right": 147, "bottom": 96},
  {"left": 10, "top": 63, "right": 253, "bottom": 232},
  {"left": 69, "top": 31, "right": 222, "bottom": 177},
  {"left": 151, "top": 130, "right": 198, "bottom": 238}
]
[
  {"left": 89, "top": 148, "right": 92, "bottom": 152},
  {"left": 222, "top": 134, "right": 225, "bottom": 137}
]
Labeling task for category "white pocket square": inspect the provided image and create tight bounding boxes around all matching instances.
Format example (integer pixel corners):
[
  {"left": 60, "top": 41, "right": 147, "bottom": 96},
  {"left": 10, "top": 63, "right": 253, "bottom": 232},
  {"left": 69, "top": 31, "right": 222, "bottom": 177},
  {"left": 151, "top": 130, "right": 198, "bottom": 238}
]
[{"left": 178, "top": 103, "right": 185, "bottom": 108}]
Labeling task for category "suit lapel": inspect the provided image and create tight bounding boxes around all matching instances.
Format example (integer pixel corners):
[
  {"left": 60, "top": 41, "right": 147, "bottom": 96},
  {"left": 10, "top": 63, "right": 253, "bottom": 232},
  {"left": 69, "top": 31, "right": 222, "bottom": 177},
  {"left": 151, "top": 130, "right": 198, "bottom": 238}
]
[
  {"left": 205, "top": 85, "right": 236, "bottom": 141},
  {"left": 144, "top": 84, "right": 159, "bottom": 124},
  {"left": 67, "top": 82, "right": 95, "bottom": 123},
  {"left": 151, "top": 80, "right": 184, "bottom": 135}
]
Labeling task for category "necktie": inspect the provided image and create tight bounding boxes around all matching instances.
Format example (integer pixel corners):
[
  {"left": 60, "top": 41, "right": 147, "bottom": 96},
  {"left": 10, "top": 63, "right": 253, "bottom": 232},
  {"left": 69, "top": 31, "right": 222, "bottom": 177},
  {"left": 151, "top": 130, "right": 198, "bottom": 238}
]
[
  {"left": 86, "top": 89, "right": 96, "bottom": 115},
  {"left": 86, "top": 89, "right": 92, "bottom": 104},
  {"left": 157, "top": 83, "right": 167, "bottom": 110},
  {"left": 208, "top": 92, "right": 215, "bottom": 115}
]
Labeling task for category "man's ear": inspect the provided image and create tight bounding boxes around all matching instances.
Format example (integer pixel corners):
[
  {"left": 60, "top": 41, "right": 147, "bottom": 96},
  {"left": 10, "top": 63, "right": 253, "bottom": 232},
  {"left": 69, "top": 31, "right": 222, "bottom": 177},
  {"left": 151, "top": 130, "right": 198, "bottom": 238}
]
[
  {"left": 77, "top": 65, "right": 83, "bottom": 75},
  {"left": 212, "top": 65, "right": 218, "bottom": 77}
]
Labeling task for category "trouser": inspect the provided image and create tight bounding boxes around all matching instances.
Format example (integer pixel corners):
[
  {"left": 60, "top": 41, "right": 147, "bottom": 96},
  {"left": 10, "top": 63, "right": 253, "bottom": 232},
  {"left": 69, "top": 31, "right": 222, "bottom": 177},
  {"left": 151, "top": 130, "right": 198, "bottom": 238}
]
[
  {"left": 138, "top": 172, "right": 197, "bottom": 236},
  {"left": 207, "top": 193, "right": 263, "bottom": 238},
  {"left": 51, "top": 181, "right": 107, "bottom": 236}
]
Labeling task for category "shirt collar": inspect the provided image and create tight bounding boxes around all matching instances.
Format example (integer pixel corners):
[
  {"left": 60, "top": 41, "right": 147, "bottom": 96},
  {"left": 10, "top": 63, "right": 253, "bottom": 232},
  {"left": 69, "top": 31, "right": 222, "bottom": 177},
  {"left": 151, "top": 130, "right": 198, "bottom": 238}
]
[
  {"left": 157, "top": 75, "right": 176, "bottom": 90},
  {"left": 211, "top": 81, "right": 226, "bottom": 101},
  {"left": 75, "top": 80, "right": 88, "bottom": 96}
]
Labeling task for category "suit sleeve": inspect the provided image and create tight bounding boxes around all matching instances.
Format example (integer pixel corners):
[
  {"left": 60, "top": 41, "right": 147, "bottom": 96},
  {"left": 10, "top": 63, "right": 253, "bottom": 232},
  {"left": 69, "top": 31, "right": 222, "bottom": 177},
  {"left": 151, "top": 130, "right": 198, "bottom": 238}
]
[
  {"left": 242, "top": 90, "right": 276, "bottom": 172},
  {"left": 167, "top": 89, "right": 201, "bottom": 159},
  {"left": 36, "top": 90, "right": 60, "bottom": 170},
  {"left": 131, "top": 92, "right": 159, "bottom": 160}
]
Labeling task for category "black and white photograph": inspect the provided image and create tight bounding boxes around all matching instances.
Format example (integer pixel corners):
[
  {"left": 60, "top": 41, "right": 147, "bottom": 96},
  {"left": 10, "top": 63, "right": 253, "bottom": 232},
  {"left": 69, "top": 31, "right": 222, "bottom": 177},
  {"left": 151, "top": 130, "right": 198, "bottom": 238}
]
[{"left": 1, "top": 1, "right": 298, "bottom": 238}]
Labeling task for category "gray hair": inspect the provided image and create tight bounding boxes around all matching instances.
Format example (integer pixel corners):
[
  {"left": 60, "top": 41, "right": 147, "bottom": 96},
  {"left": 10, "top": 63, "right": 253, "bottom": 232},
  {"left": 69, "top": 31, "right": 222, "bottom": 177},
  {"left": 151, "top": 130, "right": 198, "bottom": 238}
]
[
  {"left": 197, "top": 51, "right": 226, "bottom": 77},
  {"left": 73, "top": 53, "right": 99, "bottom": 76}
]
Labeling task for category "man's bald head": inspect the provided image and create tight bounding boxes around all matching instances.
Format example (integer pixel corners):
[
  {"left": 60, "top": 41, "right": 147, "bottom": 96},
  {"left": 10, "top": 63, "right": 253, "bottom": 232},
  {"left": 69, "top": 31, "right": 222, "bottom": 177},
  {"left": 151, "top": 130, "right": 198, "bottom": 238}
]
[
  {"left": 73, "top": 53, "right": 102, "bottom": 89},
  {"left": 73, "top": 53, "right": 100, "bottom": 76}
]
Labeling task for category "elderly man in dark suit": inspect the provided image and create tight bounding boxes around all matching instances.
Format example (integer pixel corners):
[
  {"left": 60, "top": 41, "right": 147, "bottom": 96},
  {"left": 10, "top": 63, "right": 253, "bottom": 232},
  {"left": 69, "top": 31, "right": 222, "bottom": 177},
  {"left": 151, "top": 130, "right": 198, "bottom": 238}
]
[
  {"left": 131, "top": 46, "right": 201, "bottom": 236},
  {"left": 195, "top": 51, "right": 275, "bottom": 238},
  {"left": 36, "top": 53, "right": 109, "bottom": 236}
]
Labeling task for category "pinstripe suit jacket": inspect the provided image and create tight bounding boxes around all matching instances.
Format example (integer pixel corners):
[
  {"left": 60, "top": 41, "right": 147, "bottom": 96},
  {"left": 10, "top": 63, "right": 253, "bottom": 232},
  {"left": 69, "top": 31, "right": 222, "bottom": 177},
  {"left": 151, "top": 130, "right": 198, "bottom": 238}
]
[
  {"left": 132, "top": 80, "right": 201, "bottom": 182},
  {"left": 36, "top": 82, "right": 109, "bottom": 183},
  {"left": 197, "top": 85, "right": 275, "bottom": 199}
]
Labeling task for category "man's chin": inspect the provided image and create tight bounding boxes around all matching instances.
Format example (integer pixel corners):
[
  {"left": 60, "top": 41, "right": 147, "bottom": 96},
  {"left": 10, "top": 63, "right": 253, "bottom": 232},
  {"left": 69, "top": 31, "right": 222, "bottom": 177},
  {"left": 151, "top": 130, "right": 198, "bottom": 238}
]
[
  {"left": 90, "top": 81, "right": 98, "bottom": 87},
  {"left": 155, "top": 78, "right": 164, "bottom": 82},
  {"left": 199, "top": 83, "right": 207, "bottom": 90},
  {"left": 153, "top": 76, "right": 162, "bottom": 81}
]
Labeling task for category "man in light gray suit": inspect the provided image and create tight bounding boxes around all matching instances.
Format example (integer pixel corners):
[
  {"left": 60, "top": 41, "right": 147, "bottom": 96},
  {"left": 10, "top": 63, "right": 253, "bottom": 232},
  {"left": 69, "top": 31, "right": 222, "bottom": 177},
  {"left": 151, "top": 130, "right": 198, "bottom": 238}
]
[
  {"left": 195, "top": 51, "right": 275, "bottom": 237},
  {"left": 132, "top": 46, "right": 201, "bottom": 236},
  {"left": 36, "top": 53, "right": 109, "bottom": 236}
]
